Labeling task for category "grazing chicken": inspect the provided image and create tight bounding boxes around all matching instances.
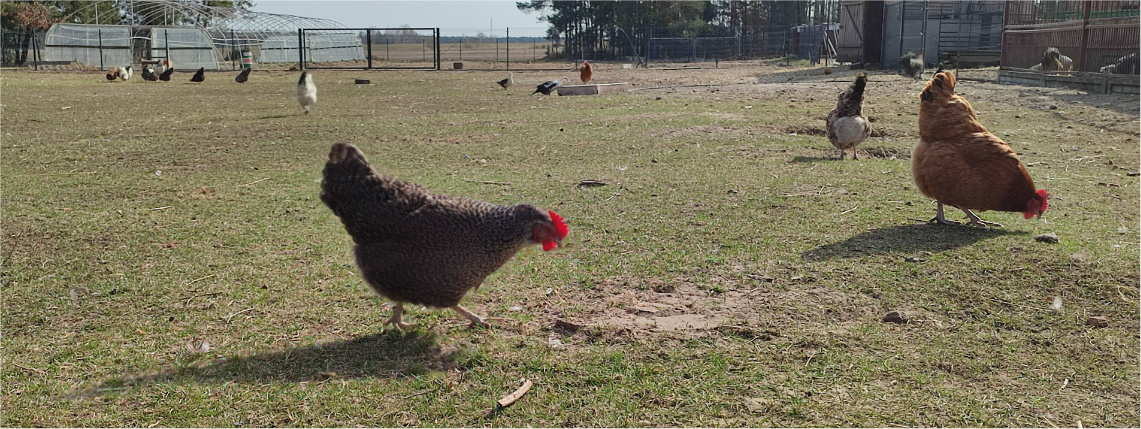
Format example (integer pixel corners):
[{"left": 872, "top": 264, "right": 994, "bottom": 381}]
[
  {"left": 532, "top": 76, "right": 569, "bottom": 95},
  {"left": 190, "top": 67, "right": 205, "bottom": 82},
  {"left": 297, "top": 71, "right": 317, "bottom": 115},
  {"left": 105, "top": 67, "right": 118, "bottom": 81},
  {"left": 235, "top": 68, "right": 251, "bottom": 83},
  {"left": 912, "top": 71, "right": 1049, "bottom": 227},
  {"left": 825, "top": 73, "right": 871, "bottom": 160},
  {"left": 120, "top": 65, "right": 133, "bottom": 81},
  {"left": 141, "top": 66, "right": 158, "bottom": 81},
  {"left": 320, "top": 143, "right": 568, "bottom": 329},
  {"left": 496, "top": 72, "right": 514, "bottom": 89},
  {"left": 159, "top": 64, "right": 174, "bottom": 82},
  {"left": 580, "top": 60, "right": 593, "bottom": 83},
  {"left": 900, "top": 52, "right": 923, "bottom": 81}
]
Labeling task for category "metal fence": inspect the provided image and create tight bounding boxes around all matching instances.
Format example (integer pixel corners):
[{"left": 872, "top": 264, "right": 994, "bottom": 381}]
[
  {"left": 1001, "top": 0, "right": 1140, "bottom": 73},
  {"left": 1, "top": 30, "right": 46, "bottom": 68}
]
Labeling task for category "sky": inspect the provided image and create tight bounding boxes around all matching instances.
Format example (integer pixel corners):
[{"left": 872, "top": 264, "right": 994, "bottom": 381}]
[{"left": 251, "top": 1, "right": 551, "bottom": 38}]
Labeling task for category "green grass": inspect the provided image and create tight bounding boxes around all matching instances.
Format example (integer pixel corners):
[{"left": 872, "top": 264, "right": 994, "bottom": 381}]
[{"left": 2, "top": 65, "right": 1138, "bottom": 427}]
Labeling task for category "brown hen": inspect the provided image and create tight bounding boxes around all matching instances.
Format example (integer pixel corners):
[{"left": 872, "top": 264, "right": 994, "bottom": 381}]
[
  {"left": 320, "top": 143, "right": 568, "bottom": 329},
  {"left": 912, "top": 71, "right": 1049, "bottom": 227}
]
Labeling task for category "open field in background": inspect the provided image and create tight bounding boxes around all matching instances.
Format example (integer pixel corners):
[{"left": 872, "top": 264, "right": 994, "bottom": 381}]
[{"left": 2, "top": 62, "right": 1138, "bottom": 427}]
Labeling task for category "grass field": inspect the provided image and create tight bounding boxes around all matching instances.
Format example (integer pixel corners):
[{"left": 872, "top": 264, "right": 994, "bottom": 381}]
[{"left": 2, "top": 63, "right": 1138, "bottom": 427}]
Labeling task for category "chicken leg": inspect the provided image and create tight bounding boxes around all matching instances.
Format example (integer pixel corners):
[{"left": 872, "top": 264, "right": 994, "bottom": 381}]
[
  {"left": 384, "top": 302, "right": 413, "bottom": 330},
  {"left": 961, "top": 208, "right": 1003, "bottom": 229},
  {"left": 929, "top": 202, "right": 961, "bottom": 225},
  {"left": 451, "top": 305, "right": 518, "bottom": 329}
]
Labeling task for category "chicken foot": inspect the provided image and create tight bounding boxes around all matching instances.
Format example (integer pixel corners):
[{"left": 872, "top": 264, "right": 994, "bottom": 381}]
[
  {"left": 383, "top": 302, "right": 413, "bottom": 330},
  {"left": 929, "top": 202, "right": 962, "bottom": 225},
  {"left": 961, "top": 209, "right": 1004, "bottom": 229},
  {"left": 451, "top": 305, "right": 517, "bottom": 329}
]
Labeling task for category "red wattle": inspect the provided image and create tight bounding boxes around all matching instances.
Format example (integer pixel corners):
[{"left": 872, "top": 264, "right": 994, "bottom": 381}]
[{"left": 542, "top": 240, "right": 556, "bottom": 251}]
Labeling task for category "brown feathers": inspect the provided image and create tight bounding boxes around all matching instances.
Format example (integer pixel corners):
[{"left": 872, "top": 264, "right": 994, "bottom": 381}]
[{"left": 913, "top": 71, "right": 1047, "bottom": 225}]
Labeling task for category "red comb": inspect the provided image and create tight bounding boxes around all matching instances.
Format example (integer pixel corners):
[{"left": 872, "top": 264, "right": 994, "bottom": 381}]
[
  {"left": 1025, "top": 189, "right": 1050, "bottom": 219},
  {"left": 549, "top": 210, "right": 568, "bottom": 239}
]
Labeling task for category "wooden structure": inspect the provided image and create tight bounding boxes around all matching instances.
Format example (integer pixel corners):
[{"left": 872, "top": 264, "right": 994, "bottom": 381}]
[
  {"left": 835, "top": 0, "right": 1004, "bottom": 69},
  {"left": 1000, "top": 0, "right": 1139, "bottom": 73}
]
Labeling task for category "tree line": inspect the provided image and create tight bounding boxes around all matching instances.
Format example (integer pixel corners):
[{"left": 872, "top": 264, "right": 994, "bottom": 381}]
[{"left": 516, "top": 0, "right": 841, "bottom": 60}]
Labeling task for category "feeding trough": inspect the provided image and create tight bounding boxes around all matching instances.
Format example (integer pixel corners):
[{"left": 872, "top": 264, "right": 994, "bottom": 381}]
[{"left": 556, "top": 82, "right": 630, "bottom": 96}]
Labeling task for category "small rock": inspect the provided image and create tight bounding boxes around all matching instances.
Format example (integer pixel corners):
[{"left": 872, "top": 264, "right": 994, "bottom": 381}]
[
  {"left": 554, "top": 319, "right": 582, "bottom": 332},
  {"left": 1035, "top": 233, "right": 1059, "bottom": 244},
  {"left": 882, "top": 310, "right": 908, "bottom": 324},
  {"left": 1118, "top": 227, "right": 1129, "bottom": 234},
  {"left": 1049, "top": 105, "right": 1058, "bottom": 110},
  {"left": 655, "top": 96, "right": 662, "bottom": 100},
  {"left": 1085, "top": 316, "right": 1109, "bottom": 327},
  {"left": 547, "top": 337, "right": 564, "bottom": 348},
  {"left": 509, "top": 305, "right": 522, "bottom": 311},
  {"left": 1050, "top": 296, "right": 1063, "bottom": 314}
]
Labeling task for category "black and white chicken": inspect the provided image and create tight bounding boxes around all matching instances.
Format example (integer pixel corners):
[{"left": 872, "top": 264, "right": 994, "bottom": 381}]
[
  {"left": 531, "top": 76, "right": 569, "bottom": 95},
  {"left": 297, "top": 71, "right": 317, "bottom": 114},
  {"left": 141, "top": 66, "right": 158, "bottom": 81}
]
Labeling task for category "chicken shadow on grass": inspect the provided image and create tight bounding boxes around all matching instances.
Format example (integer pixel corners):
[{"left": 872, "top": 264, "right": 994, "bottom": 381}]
[
  {"left": 68, "top": 330, "right": 456, "bottom": 399},
  {"left": 801, "top": 223, "right": 1026, "bottom": 261}
]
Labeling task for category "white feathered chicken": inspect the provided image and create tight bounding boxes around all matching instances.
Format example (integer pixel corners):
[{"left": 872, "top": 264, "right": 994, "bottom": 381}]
[{"left": 297, "top": 71, "right": 317, "bottom": 115}]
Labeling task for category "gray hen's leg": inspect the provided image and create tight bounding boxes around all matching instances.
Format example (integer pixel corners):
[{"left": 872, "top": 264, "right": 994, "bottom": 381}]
[{"left": 384, "top": 302, "right": 413, "bottom": 330}]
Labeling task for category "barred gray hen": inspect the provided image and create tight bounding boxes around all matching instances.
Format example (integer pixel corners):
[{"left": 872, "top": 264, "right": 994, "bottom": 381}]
[
  {"left": 826, "top": 73, "right": 872, "bottom": 160},
  {"left": 320, "top": 143, "right": 568, "bottom": 329}
]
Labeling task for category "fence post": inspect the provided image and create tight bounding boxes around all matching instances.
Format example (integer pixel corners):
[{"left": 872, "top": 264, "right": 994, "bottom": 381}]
[
  {"left": 506, "top": 28, "right": 510, "bottom": 71},
  {"left": 366, "top": 29, "right": 372, "bottom": 69},
  {"left": 1078, "top": 0, "right": 1092, "bottom": 72},
  {"left": 386, "top": 39, "right": 389, "bottom": 62},
  {"left": 98, "top": 29, "right": 104, "bottom": 70},
  {"left": 298, "top": 28, "right": 304, "bottom": 70},
  {"left": 435, "top": 28, "right": 441, "bottom": 70},
  {"left": 231, "top": 29, "right": 237, "bottom": 71}
]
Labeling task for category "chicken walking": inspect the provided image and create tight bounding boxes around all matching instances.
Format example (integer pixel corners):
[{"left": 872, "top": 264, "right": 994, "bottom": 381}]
[
  {"left": 912, "top": 71, "right": 1049, "bottom": 227},
  {"left": 496, "top": 72, "right": 514, "bottom": 89},
  {"left": 297, "top": 71, "right": 317, "bottom": 114},
  {"left": 320, "top": 143, "right": 568, "bottom": 329}
]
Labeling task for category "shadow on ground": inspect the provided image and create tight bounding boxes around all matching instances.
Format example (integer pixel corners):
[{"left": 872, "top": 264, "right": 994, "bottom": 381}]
[
  {"left": 69, "top": 330, "right": 454, "bottom": 398},
  {"left": 801, "top": 223, "right": 1025, "bottom": 261}
]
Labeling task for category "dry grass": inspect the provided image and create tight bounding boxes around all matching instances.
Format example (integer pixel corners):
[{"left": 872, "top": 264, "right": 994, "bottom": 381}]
[{"left": 2, "top": 61, "right": 1138, "bottom": 427}]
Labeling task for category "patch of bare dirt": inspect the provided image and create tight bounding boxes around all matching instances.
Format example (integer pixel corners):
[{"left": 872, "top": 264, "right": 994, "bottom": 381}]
[{"left": 542, "top": 273, "right": 881, "bottom": 340}]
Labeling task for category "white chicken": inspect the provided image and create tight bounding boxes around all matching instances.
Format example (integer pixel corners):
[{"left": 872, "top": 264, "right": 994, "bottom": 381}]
[{"left": 297, "top": 71, "right": 317, "bottom": 115}]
